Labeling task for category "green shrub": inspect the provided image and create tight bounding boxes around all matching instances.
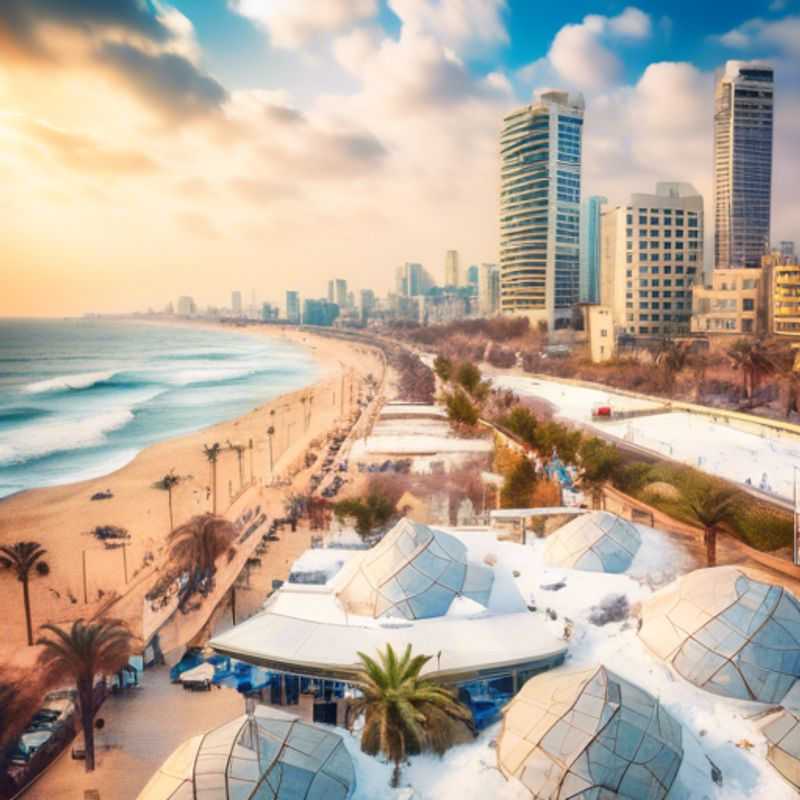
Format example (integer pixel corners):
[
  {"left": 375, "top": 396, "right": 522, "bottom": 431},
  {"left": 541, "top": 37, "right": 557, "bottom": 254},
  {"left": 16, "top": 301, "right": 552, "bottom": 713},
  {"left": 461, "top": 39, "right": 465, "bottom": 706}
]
[
  {"left": 444, "top": 388, "right": 479, "bottom": 426},
  {"left": 501, "top": 458, "right": 537, "bottom": 508}
]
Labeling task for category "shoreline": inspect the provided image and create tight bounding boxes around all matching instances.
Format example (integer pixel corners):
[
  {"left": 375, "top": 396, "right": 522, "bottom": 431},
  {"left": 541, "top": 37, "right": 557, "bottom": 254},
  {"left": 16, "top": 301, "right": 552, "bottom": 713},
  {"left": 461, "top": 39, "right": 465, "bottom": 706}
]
[
  {"left": 0, "top": 318, "right": 326, "bottom": 503},
  {"left": 0, "top": 322, "right": 384, "bottom": 663}
]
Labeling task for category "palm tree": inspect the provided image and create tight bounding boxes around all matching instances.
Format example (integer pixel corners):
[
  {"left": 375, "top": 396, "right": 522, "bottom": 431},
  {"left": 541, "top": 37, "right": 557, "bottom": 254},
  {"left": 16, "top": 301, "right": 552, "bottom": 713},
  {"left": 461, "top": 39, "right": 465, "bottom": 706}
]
[
  {"left": 203, "top": 442, "right": 221, "bottom": 513},
  {"left": 578, "top": 438, "right": 621, "bottom": 509},
  {"left": 266, "top": 426, "right": 275, "bottom": 476},
  {"left": 770, "top": 344, "right": 800, "bottom": 418},
  {"left": 226, "top": 441, "right": 246, "bottom": 491},
  {"left": 677, "top": 483, "right": 739, "bottom": 567},
  {"left": 688, "top": 352, "right": 710, "bottom": 403},
  {"left": 727, "top": 338, "right": 775, "bottom": 402},
  {"left": 351, "top": 643, "right": 473, "bottom": 787},
  {"left": 0, "top": 541, "right": 48, "bottom": 646},
  {"left": 655, "top": 339, "right": 690, "bottom": 397},
  {"left": 37, "top": 619, "right": 132, "bottom": 772},
  {"left": 167, "top": 514, "right": 236, "bottom": 599},
  {"left": 159, "top": 471, "right": 180, "bottom": 532}
]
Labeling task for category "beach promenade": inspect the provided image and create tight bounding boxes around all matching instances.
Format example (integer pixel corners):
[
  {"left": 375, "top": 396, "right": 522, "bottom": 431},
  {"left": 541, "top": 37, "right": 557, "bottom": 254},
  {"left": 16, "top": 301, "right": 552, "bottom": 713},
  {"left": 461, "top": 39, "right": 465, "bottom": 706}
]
[{"left": 0, "top": 325, "right": 385, "bottom": 668}]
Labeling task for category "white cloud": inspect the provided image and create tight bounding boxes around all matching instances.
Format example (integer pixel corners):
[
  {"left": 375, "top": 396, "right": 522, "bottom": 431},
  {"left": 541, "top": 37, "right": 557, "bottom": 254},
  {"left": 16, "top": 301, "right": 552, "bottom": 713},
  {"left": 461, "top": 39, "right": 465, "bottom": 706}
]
[
  {"left": 229, "top": 0, "right": 378, "bottom": 48},
  {"left": 716, "top": 15, "right": 800, "bottom": 57},
  {"left": 608, "top": 6, "right": 652, "bottom": 39},
  {"left": 520, "top": 7, "right": 653, "bottom": 93},
  {"left": 388, "top": 0, "right": 508, "bottom": 54}
]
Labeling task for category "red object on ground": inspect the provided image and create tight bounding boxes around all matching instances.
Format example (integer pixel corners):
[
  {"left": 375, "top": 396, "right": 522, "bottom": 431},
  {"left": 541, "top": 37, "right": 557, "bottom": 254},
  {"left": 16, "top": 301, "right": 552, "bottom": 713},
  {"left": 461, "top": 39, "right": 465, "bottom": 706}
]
[{"left": 594, "top": 406, "right": 611, "bottom": 417}]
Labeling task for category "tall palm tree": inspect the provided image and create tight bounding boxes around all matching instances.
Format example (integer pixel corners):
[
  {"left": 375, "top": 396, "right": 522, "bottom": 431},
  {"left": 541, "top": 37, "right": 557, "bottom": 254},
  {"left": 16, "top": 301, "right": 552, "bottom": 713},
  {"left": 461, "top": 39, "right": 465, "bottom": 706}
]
[
  {"left": 727, "top": 338, "right": 775, "bottom": 402},
  {"left": 688, "top": 352, "right": 710, "bottom": 403},
  {"left": 37, "top": 619, "right": 132, "bottom": 773},
  {"left": 266, "top": 426, "right": 275, "bottom": 476},
  {"left": 655, "top": 339, "right": 690, "bottom": 397},
  {"left": 226, "top": 441, "right": 246, "bottom": 491},
  {"left": 677, "top": 483, "right": 739, "bottom": 567},
  {"left": 160, "top": 471, "right": 180, "bottom": 532},
  {"left": 167, "top": 514, "right": 236, "bottom": 598},
  {"left": 0, "top": 541, "right": 48, "bottom": 646},
  {"left": 203, "top": 442, "right": 221, "bottom": 513},
  {"left": 351, "top": 643, "right": 473, "bottom": 787},
  {"left": 578, "top": 438, "right": 621, "bottom": 510},
  {"left": 770, "top": 344, "right": 800, "bottom": 418}
]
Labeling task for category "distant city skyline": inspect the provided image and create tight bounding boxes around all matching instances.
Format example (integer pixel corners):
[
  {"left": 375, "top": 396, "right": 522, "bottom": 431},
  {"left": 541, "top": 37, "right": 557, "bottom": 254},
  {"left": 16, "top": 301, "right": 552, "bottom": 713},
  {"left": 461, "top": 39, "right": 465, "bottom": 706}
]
[{"left": 1, "top": 2, "right": 798, "bottom": 316}]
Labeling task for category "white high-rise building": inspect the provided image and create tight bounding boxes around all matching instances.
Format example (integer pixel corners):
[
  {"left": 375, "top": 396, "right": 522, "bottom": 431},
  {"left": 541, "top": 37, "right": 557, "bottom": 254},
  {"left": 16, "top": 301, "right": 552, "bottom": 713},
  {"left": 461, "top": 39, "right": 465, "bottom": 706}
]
[
  {"left": 714, "top": 61, "right": 774, "bottom": 269},
  {"left": 499, "top": 90, "right": 584, "bottom": 330},
  {"left": 601, "top": 182, "right": 703, "bottom": 338},
  {"left": 478, "top": 263, "right": 500, "bottom": 316},
  {"left": 231, "top": 290, "right": 242, "bottom": 315},
  {"left": 444, "top": 250, "right": 460, "bottom": 287}
]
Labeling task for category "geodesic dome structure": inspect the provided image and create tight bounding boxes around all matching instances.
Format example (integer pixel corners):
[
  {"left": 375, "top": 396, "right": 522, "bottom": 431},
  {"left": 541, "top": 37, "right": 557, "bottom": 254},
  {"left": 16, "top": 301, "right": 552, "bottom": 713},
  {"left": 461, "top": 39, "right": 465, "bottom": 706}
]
[
  {"left": 136, "top": 708, "right": 356, "bottom": 800},
  {"left": 639, "top": 566, "right": 800, "bottom": 704},
  {"left": 543, "top": 511, "right": 641, "bottom": 573},
  {"left": 336, "top": 518, "right": 494, "bottom": 620},
  {"left": 761, "top": 704, "right": 800, "bottom": 790},
  {"left": 497, "top": 665, "right": 683, "bottom": 799}
]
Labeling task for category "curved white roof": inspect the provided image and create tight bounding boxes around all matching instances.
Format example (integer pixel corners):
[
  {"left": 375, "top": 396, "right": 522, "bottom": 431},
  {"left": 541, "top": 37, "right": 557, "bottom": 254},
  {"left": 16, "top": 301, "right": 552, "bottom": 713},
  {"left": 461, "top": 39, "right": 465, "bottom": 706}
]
[
  {"left": 543, "top": 511, "right": 641, "bottom": 573},
  {"left": 336, "top": 518, "right": 493, "bottom": 620},
  {"left": 497, "top": 665, "right": 683, "bottom": 799},
  {"left": 136, "top": 707, "right": 355, "bottom": 800},
  {"left": 639, "top": 566, "right": 800, "bottom": 704}
]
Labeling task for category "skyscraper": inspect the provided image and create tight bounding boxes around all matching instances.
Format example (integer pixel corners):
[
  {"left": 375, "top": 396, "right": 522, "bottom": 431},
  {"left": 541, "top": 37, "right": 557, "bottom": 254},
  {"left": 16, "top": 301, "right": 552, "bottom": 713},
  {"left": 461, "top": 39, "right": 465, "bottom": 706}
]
[
  {"left": 286, "top": 290, "right": 300, "bottom": 324},
  {"left": 334, "top": 279, "right": 348, "bottom": 308},
  {"left": 231, "top": 290, "right": 242, "bottom": 315},
  {"left": 395, "top": 263, "right": 431, "bottom": 296},
  {"left": 714, "top": 61, "right": 774, "bottom": 269},
  {"left": 467, "top": 265, "right": 479, "bottom": 287},
  {"left": 444, "top": 250, "right": 460, "bottom": 287},
  {"left": 499, "top": 90, "right": 584, "bottom": 329},
  {"left": 580, "top": 196, "right": 607, "bottom": 303},
  {"left": 478, "top": 263, "right": 500, "bottom": 316}
]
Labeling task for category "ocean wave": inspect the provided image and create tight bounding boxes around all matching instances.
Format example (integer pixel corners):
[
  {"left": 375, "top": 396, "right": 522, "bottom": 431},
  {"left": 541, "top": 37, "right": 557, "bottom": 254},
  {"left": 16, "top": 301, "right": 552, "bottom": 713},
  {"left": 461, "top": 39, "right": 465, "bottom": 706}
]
[
  {"left": 163, "top": 367, "right": 261, "bottom": 386},
  {"left": 0, "top": 408, "right": 135, "bottom": 466},
  {"left": 0, "top": 406, "right": 51, "bottom": 425},
  {"left": 156, "top": 351, "right": 240, "bottom": 362},
  {"left": 22, "top": 370, "right": 118, "bottom": 395}
]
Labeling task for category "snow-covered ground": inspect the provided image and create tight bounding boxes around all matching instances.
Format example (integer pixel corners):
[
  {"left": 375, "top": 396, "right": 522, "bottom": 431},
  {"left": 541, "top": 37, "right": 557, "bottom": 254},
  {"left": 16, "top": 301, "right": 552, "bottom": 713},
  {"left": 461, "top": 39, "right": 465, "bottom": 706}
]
[
  {"left": 496, "top": 374, "right": 800, "bottom": 502},
  {"left": 339, "top": 525, "right": 796, "bottom": 799}
]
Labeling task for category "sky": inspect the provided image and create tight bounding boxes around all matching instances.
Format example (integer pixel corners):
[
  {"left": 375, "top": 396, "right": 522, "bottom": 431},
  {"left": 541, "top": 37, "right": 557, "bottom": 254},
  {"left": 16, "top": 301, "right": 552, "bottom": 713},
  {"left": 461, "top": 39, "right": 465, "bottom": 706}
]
[{"left": 1, "top": 0, "right": 798, "bottom": 316}]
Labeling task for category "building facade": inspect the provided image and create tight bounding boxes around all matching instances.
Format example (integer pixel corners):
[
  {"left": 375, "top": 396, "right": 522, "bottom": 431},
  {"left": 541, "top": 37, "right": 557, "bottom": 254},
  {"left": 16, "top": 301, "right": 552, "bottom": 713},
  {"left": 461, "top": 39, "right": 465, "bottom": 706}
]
[
  {"left": 395, "top": 262, "right": 432, "bottom": 297},
  {"left": 478, "top": 263, "right": 500, "bottom": 316},
  {"left": 580, "top": 196, "right": 606, "bottom": 303},
  {"left": 231, "top": 290, "right": 242, "bottom": 315},
  {"left": 690, "top": 268, "right": 765, "bottom": 335},
  {"left": 765, "top": 255, "right": 800, "bottom": 337},
  {"left": 444, "top": 250, "right": 460, "bottom": 287},
  {"left": 286, "top": 290, "right": 300, "bottom": 324},
  {"left": 714, "top": 61, "right": 774, "bottom": 269},
  {"left": 302, "top": 298, "right": 339, "bottom": 327},
  {"left": 499, "top": 90, "right": 584, "bottom": 330},
  {"left": 601, "top": 183, "right": 703, "bottom": 338},
  {"left": 176, "top": 296, "right": 196, "bottom": 316}
]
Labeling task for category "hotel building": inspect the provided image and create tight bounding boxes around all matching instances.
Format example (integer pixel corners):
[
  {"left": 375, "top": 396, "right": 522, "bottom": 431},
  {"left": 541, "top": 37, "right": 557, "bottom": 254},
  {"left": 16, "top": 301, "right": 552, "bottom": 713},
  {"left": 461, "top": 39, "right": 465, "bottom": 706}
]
[
  {"left": 601, "top": 183, "right": 703, "bottom": 338},
  {"left": 499, "top": 91, "right": 584, "bottom": 330}
]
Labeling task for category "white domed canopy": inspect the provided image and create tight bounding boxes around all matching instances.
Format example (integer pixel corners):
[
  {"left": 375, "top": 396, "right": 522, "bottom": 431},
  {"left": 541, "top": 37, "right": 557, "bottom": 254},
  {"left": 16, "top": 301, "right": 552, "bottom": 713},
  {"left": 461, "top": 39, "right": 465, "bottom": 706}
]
[
  {"left": 136, "top": 708, "right": 356, "bottom": 800},
  {"left": 497, "top": 665, "right": 683, "bottom": 799},
  {"left": 639, "top": 566, "right": 800, "bottom": 704},
  {"left": 543, "top": 511, "right": 641, "bottom": 573},
  {"left": 336, "top": 518, "right": 494, "bottom": 620},
  {"left": 761, "top": 704, "right": 800, "bottom": 790}
]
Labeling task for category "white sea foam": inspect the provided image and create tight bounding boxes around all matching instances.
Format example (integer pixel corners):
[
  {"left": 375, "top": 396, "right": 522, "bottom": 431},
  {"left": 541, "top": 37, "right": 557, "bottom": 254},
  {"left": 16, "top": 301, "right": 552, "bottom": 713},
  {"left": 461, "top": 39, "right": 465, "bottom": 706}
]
[
  {"left": 22, "top": 370, "right": 117, "bottom": 394},
  {"left": 0, "top": 409, "right": 134, "bottom": 465},
  {"left": 163, "top": 367, "right": 260, "bottom": 386}
]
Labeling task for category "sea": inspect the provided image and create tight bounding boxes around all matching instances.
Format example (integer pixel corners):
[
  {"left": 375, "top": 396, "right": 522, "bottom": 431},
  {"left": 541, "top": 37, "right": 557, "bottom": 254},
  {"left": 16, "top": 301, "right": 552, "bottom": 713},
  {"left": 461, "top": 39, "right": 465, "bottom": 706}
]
[{"left": 0, "top": 319, "right": 319, "bottom": 498}]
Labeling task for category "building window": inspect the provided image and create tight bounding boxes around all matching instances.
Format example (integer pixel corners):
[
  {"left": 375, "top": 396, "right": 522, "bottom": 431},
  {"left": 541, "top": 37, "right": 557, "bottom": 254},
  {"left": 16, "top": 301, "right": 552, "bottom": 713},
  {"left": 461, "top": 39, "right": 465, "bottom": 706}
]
[{"left": 743, "top": 298, "right": 755, "bottom": 311}]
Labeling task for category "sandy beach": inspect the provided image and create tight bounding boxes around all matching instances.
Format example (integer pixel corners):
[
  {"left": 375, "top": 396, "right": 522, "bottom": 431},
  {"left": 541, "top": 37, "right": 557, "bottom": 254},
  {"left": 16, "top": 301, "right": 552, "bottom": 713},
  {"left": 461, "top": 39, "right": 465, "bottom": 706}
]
[{"left": 0, "top": 322, "right": 385, "bottom": 668}]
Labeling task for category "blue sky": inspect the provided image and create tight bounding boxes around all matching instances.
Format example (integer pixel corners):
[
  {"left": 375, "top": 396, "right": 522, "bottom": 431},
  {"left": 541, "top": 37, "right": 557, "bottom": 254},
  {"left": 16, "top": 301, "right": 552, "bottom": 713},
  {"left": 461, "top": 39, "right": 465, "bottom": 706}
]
[
  {"left": 171, "top": 0, "right": 792, "bottom": 98},
  {"left": 0, "top": 0, "right": 797, "bottom": 314}
]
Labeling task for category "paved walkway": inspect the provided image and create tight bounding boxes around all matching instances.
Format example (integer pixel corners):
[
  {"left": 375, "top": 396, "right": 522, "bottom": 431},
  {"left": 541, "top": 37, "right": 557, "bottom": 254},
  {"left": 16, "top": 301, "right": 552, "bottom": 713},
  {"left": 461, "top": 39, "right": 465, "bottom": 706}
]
[{"left": 26, "top": 666, "right": 243, "bottom": 800}]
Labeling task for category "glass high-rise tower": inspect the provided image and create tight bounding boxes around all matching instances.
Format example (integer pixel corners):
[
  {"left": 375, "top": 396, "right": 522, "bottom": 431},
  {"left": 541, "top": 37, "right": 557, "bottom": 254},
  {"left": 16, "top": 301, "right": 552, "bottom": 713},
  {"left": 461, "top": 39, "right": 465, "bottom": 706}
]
[
  {"left": 714, "top": 61, "right": 774, "bottom": 269},
  {"left": 580, "top": 196, "right": 607, "bottom": 303},
  {"left": 499, "top": 91, "right": 584, "bottom": 329}
]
